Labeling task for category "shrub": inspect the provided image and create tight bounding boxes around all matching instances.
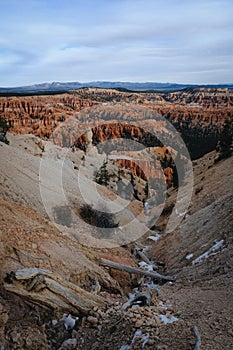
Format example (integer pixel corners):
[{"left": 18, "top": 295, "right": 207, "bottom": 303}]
[
  {"left": 79, "top": 203, "right": 118, "bottom": 228},
  {"left": 0, "top": 117, "right": 11, "bottom": 144},
  {"left": 195, "top": 186, "right": 203, "bottom": 195}
]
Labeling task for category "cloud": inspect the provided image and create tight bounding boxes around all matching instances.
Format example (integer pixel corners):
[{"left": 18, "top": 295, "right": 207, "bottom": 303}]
[{"left": 0, "top": 0, "right": 232, "bottom": 86}]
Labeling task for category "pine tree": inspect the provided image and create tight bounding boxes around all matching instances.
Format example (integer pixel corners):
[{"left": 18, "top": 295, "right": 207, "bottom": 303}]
[
  {"left": 0, "top": 117, "right": 11, "bottom": 144},
  {"left": 96, "top": 162, "right": 109, "bottom": 186},
  {"left": 216, "top": 119, "right": 233, "bottom": 161}
]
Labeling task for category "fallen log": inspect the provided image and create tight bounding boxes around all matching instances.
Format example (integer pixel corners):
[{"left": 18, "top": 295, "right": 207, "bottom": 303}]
[
  {"left": 99, "top": 258, "right": 174, "bottom": 282},
  {"left": 4, "top": 268, "right": 107, "bottom": 315},
  {"left": 192, "top": 325, "right": 201, "bottom": 350}
]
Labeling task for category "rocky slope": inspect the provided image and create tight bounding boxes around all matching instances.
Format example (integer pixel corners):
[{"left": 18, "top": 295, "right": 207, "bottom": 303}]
[{"left": 0, "top": 128, "right": 233, "bottom": 349}]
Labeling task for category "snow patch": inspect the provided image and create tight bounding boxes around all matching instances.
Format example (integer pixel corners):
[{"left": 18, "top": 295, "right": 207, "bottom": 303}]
[
  {"left": 175, "top": 208, "right": 187, "bottom": 217},
  {"left": 186, "top": 253, "right": 193, "bottom": 260},
  {"left": 166, "top": 281, "right": 174, "bottom": 286},
  {"left": 159, "top": 301, "right": 172, "bottom": 309},
  {"left": 119, "top": 330, "right": 149, "bottom": 349},
  {"left": 159, "top": 314, "right": 180, "bottom": 324},
  {"left": 138, "top": 261, "right": 154, "bottom": 272},
  {"left": 60, "top": 338, "right": 77, "bottom": 347},
  {"left": 61, "top": 314, "right": 79, "bottom": 330},
  {"left": 143, "top": 281, "right": 158, "bottom": 290},
  {"left": 132, "top": 330, "right": 149, "bottom": 348},
  {"left": 119, "top": 345, "right": 130, "bottom": 350},
  {"left": 147, "top": 235, "right": 160, "bottom": 242}
]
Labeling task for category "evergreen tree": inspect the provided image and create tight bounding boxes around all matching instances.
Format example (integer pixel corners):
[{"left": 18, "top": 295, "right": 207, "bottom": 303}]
[
  {"left": 0, "top": 117, "right": 11, "bottom": 144},
  {"left": 216, "top": 119, "right": 233, "bottom": 161},
  {"left": 96, "top": 162, "right": 109, "bottom": 186}
]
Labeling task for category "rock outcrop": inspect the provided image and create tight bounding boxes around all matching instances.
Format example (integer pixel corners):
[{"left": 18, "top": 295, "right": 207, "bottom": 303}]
[
  {"left": 1, "top": 87, "right": 232, "bottom": 159},
  {"left": 1, "top": 88, "right": 232, "bottom": 140},
  {"left": 0, "top": 94, "right": 98, "bottom": 138},
  {"left": 74, "top": 122, "right": 162, "bottom": 152}
]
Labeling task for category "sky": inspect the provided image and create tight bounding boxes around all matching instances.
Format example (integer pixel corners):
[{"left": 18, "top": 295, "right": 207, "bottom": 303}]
[{"left": 0, "top": 0, "right": 233, "bottom": 87}]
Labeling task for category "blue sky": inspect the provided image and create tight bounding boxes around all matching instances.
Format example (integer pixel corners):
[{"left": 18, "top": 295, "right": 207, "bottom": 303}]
[{"left": 0, "top": 0, "right": 233, "bottom": 86}]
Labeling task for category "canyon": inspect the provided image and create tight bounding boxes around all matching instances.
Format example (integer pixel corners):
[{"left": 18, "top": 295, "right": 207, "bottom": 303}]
[
  {"left": 0, "top": 87, "right": 233, "bottom": 349},
  {"left": 1, "top": 87, "right": 232, "bottom": 158}
]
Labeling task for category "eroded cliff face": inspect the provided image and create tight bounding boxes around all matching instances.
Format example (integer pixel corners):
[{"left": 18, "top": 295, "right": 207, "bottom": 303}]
[
  {"left": 73, "top": 87, "right": 233, "bottom": 135},
  {"left": 74, "top": 122, "right": 163, "bottom": 152},
  {"left": 74, "top": 122, "right": 174, "bottom": 199},
  {"left": 0, "top": 94, "right": 98, "bottom": 138},
  {"left": 1, "top": 88, "right": 232, "bottom": 139},
  {"left": 95, "top": 146, "right": 174, "bottom": 203},
  {"left": 164, "top": 87, "right": 233, "bottom": 107},
  {"left": 1, "top": 87, "right": 232, "bottom": 159}
]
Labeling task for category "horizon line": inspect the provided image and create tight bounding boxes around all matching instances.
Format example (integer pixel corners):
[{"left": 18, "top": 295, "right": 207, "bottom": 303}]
[{"left": 1, "top": 80, "right": 233, "bottom": 89}]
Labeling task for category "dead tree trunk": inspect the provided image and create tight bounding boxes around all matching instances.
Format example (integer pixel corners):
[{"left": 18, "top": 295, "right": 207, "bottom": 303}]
[
  {"left": 4, "top": 268, "right": 107, "bottom": 315},
  {"left": 99, "top": 258, "right": 174, "bottom": 282}
]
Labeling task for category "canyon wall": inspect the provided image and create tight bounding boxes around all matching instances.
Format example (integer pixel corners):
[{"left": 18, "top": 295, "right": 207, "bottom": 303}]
[
  {"left": 0, "top": 94, "right": 98, "bottom": 138},
  {"left": 1, "top": 87, "right": 232, "bottom": 159}
]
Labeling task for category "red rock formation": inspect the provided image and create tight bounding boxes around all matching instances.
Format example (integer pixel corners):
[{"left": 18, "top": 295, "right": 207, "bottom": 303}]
[
  {"left": 164, "top": 167, "right": 173, "bottom": 187},
  {"left": 92, "top": 123, "right": 142, "bottom": 144},
  {"left": 113, "top": 158, "right": 163, "bottom": 182},
  {"left": 0, "top": 94, "right": 99, "bottom": 138},
  {"left": 1, "top": 88, "right": 232, "bottom": 159},
  {"left": 1, "top": 88, "right": 232, "bottom": 141}
]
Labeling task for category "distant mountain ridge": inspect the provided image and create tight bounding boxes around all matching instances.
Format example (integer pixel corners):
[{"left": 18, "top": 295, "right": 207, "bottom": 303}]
[{"left": 0, "top": 81, "right": 233, "bottom": 94}]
